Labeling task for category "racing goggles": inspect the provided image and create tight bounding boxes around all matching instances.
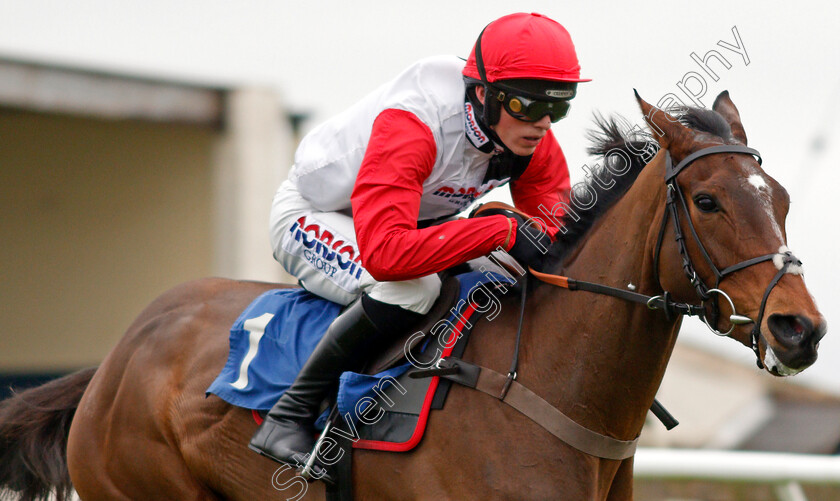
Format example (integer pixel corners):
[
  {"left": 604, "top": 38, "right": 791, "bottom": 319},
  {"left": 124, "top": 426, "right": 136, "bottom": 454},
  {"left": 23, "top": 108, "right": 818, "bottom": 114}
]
[{"left": 495, "top": 90, "right": 571, "bottom": 123}]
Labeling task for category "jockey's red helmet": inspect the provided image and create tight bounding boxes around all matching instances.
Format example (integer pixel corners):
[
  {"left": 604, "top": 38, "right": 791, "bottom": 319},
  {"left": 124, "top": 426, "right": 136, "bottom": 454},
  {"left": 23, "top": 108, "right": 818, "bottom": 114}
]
[
  {"left": 463, "top": 13, "right": 590, "bottom": 126},
  {"left": 462, "top": 12, "right": 590, "bottom": 84}
]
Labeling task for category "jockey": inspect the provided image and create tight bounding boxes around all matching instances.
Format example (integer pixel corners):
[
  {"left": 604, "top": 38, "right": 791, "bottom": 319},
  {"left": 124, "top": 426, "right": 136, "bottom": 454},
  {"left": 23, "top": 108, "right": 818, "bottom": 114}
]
[{"left": 250, "top": 12, "right": 589, "bottom": 469}]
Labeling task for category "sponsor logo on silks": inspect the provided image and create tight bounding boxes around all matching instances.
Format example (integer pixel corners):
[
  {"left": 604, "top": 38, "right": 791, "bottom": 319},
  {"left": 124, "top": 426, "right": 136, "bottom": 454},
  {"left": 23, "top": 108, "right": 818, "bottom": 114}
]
[
  {"left": 432, "top": 184, "right": 495, "bottom": 209},
  {"left": 287, "top": 216, "right": 365, "bottom": 282},
  {"left": 464, "top": 102, "right": 489, "bottom": 149}
]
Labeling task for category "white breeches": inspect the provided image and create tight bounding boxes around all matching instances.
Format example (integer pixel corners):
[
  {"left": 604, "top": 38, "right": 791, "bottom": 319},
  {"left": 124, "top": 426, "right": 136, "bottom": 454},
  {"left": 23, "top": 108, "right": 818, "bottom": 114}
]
[{"left": 269, "top": 180, "right": 441, "bottom": 314}]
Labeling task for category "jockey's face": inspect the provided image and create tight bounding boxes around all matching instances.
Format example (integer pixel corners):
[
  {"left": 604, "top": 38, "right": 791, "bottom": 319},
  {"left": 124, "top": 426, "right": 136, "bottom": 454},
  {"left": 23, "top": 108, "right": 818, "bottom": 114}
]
[{"left": 476, "top": 86, "right": 552, "bottom": 156}]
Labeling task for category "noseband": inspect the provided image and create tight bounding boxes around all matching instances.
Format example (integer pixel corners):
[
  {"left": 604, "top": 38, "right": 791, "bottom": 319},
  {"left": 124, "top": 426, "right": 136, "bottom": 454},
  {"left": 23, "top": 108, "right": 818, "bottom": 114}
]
[
  {"left": 427, "top": 144, "right": 805, "bottom": 450},
  {"left": 652, "top": 144, "right": 802, "bottom": 367},
  {"left": 532, "top": 144, "right": 803, "bottom": 369}
]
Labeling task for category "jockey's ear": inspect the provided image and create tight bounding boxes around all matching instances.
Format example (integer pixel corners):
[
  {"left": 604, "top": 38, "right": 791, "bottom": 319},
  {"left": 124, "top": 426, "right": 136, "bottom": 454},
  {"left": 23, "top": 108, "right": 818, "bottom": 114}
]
[
  {"left": 634, "top": 90, "right": 693, "bottom": 151},
  {"left": 475, "top": 85, "right": 486, "bottom": 105},
  {"left": 712, "top": 90, "right": 748, "bottom": 145}
]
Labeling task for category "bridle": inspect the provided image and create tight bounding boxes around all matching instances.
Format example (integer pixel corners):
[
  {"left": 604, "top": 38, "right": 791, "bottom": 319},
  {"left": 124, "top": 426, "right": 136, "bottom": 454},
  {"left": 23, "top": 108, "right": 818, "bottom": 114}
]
[
  {"left": 534, "top": 144, "right": 804, "bottom": 368},
  {"left": 407, "top": 143, "right": 806, "bottom": 458}
]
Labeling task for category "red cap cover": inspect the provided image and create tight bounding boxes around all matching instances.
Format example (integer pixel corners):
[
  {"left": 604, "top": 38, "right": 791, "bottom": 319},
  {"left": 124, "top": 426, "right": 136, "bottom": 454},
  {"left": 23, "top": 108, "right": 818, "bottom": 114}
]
[{"left": 462, "top": 12, "right": 591, "bottom": 83}]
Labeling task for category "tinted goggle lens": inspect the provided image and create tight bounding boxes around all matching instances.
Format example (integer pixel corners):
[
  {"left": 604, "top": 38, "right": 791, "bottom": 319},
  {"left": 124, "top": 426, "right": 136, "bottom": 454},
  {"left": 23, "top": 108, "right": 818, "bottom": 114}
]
[{"left": 499, "top": 93, "right": 571, "bottom": 123}]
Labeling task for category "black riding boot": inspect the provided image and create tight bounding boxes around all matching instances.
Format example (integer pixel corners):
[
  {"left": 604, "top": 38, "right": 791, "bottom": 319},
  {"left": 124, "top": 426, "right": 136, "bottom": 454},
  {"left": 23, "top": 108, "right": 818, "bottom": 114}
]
[{"left": 248, "top": 295, "right": 420, "bottom": 472}]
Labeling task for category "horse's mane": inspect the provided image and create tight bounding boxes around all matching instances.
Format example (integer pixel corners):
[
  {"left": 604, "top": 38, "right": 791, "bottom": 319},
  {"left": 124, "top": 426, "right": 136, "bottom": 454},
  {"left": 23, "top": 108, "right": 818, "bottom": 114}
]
[
  {"left": 542, "top": 106, "right": 731, "bottom": 267},
  {"left": 542, "top": 114, "right": 658, "bottom": 265}
]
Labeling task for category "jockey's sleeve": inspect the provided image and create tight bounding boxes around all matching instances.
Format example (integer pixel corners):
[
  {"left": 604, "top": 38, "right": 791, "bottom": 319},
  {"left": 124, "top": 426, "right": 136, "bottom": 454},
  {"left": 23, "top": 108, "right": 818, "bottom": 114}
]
[
  {"left": 352, "top": 108, "right": 514, "bottom": 282},
  {"left": 509, "top": 129, "right": 572, "bottom": 236}
]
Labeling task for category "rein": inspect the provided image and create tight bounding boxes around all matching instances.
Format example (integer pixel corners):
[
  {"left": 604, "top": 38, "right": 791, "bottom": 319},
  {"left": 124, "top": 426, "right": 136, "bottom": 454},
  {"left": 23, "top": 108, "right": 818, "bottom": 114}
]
[
  {"left": 410, "top": 144, "right": 803, "bottom": 461},
  {"left": 533, "top": 143, "right": 804, "bottom": 368},
  {"left": 529, "top": 268, "right": 705, "bottom": 318},
  {"left": 410, "top": 274, "right": 641, "bottom": 460}
]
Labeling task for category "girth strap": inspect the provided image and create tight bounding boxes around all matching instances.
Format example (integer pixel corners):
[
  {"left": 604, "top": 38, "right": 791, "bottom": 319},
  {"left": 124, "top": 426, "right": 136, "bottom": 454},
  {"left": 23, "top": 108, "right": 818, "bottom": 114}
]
[{"left": 411, "top": 358, "right": 639, "bottom": 460}]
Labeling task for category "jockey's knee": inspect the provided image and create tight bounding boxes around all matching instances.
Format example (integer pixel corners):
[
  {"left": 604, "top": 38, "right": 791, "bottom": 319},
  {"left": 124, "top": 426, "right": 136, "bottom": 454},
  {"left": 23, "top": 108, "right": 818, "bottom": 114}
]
[{"left": 364, "top": 274, "right": 441, "bottom": 315}]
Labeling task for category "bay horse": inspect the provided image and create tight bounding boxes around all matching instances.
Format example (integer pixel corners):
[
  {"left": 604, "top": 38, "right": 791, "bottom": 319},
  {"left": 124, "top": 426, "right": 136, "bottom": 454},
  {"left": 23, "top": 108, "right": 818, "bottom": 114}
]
[{"left": 0, "top": 91, "right": 826, "bottom": 500}]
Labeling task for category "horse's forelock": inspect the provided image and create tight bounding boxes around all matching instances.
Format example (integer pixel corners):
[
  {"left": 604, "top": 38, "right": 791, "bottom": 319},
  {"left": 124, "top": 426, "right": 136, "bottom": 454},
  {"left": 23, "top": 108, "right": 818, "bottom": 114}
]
[
  {"left": 670, "top": 106, "right": 733, "bottom": 142},
  {"left": 541, "top": 107, "right": 738, "bottom": 271}
]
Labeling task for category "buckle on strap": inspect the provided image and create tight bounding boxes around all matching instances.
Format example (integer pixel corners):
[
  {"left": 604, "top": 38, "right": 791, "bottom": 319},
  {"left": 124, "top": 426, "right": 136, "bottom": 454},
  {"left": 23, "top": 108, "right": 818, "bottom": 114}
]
[
  {"left": 407, "top": 357, "right": 459, "bottom": 379},
  {"left": 500, "top": 371, "right": 517, "bottom": 400},
  {"left": 408, "top": 357, "right": 482, "bottom": 389},
  {"left": 646, "top": 294, "right": 705, "bottom": 318}
]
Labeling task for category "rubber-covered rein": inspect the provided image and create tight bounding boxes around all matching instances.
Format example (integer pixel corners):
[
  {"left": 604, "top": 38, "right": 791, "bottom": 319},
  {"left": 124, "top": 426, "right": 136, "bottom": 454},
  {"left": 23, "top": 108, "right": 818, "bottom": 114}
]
[
  {"left": 533, "top": 143, "right": 802, "bottom": 369},
  {"left": 529, "top": 268, "right": 705, "bottom": 318}
]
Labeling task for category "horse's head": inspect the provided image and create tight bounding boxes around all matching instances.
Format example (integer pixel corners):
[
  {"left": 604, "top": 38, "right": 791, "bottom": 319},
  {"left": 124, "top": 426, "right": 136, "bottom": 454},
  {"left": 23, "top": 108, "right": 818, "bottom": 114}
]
[{"left": 636, "top": 91, "right": 826, "bottom": 376}]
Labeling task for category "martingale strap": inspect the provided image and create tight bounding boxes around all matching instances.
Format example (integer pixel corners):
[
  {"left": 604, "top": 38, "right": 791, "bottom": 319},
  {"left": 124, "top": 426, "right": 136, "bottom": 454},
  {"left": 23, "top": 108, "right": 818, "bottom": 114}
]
[{"left": 413, "top": 357, "right": 638, "bottom": 460}]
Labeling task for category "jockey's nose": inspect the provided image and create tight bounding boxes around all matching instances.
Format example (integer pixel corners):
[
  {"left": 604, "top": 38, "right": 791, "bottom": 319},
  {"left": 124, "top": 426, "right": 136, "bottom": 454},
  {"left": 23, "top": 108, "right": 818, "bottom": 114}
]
[{"left": 535, "top": 114, "right": 552, "bottom": 129}]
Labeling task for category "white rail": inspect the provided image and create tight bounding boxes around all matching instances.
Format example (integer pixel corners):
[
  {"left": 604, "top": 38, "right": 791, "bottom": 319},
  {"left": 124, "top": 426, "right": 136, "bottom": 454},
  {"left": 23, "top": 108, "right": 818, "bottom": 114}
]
[
  {"left": 5, "top": 449, "right": 839, "bottom": 501},
  {"left": 634, "top": 448, "right": 840, "bottom": 483},
  {"left": 634, "top": 448, "right": 840, "bottom": 501}
]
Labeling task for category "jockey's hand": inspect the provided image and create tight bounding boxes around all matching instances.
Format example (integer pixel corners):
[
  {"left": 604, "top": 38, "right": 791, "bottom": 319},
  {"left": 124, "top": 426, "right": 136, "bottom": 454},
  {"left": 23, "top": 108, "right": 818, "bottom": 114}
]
[
  {"left": 508, "top": 215, "right": 552, "bottom": 270},
  {"left": 473, "top": 207, "right": 551, "bottom": 270}
]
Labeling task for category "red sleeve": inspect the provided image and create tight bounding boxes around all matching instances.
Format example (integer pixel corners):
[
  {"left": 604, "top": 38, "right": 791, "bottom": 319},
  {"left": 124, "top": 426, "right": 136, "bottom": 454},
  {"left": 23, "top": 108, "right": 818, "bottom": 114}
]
[
  {"left": 351, "top": 109, "right": 514, "bottom": 282},
  {"left": 510, "top": 129, "right": 571, "bottom": 235}
]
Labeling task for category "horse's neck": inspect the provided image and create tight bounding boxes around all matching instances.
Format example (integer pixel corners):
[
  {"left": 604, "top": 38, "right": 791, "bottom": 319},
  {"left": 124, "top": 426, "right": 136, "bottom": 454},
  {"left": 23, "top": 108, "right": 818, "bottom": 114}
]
[{"left": 524, "top": 154, "right": 682, "bottom": 439}]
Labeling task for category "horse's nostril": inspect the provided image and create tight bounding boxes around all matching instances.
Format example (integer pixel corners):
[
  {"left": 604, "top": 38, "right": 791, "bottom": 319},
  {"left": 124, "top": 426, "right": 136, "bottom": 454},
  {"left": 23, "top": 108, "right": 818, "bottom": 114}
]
[{"left": 767, "top": 314, "right": 815, "bottom": 349}]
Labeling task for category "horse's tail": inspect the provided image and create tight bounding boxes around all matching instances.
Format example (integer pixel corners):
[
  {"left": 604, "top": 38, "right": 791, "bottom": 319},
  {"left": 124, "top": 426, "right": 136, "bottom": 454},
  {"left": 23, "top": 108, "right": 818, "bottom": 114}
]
[{"left": 0, "top": 367, "right": 97, "bottom": 501}]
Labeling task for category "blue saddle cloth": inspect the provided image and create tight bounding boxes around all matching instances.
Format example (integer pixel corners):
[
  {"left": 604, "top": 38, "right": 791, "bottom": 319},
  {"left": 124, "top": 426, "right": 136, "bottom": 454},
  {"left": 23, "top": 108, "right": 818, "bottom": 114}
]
[
  {"left": 206, "top": 288, "right": 342, "bottom": 411},
  {"left": 206, "top": 271, "right": 511, "bottom": 427}
]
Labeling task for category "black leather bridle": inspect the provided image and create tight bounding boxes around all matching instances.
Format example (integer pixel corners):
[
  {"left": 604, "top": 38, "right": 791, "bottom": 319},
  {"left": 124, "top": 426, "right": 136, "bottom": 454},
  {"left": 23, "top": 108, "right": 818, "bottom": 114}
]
[
  {"left": 482, "top": 142, "right": 805, "bottom": 431},
  {"left": 652, "top": 144, "right": 803, "bottom": 367}
]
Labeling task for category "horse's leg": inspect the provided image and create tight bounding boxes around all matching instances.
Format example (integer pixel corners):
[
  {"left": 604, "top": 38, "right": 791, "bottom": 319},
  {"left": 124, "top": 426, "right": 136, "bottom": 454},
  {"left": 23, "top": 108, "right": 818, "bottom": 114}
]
[
  {"left": 68, "top": 348, "right": 223, "bottom": 500},
  {"left": 177, "top": 394, "right": 326, "bottom": 501},
  {"left": 68, "top": 279, "right": 283, "bottom": 501},
  {"left": 69, "top": 278, "right": 328, "bottom": 500},
  {"left": 69, "top": 421, "right": 221, "bottom": 501},
  {"left": 605, "top": 458, "right": 634, "bottom": 501}
]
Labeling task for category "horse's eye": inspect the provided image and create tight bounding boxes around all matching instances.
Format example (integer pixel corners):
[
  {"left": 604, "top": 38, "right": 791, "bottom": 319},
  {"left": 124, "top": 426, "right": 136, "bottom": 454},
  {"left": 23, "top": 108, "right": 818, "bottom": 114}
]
[{"left": 694, "top": 194, "right": 719, "bottom": 213}]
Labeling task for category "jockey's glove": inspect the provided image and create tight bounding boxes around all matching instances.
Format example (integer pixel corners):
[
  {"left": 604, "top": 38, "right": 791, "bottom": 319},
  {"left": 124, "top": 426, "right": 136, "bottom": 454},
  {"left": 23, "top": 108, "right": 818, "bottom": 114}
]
[
  {"left": 508, "top": 215, "right": 552, "bottom": 270},
  {"left": 473, "top": 207, "right": 552, "bottom": 270}
]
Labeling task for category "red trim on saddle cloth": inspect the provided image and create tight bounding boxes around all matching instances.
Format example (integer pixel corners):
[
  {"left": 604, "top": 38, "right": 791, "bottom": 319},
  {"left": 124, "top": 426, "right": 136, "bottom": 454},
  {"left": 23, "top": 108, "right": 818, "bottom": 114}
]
[
  {"left": 352, "top": 304, "right": 478, "bottom": 452},
  {"left": 250, "top": 305, "right": 480, "bottom": 452}
]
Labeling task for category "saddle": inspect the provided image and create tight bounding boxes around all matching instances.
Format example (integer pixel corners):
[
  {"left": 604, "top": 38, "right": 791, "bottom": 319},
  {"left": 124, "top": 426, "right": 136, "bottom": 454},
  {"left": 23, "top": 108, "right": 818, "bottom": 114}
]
[
  {"left": 206, "top": 267, "right": 516, "bottom": 499},
  {"left": 314, "top": 270, "right": 515, "bottom": 501},
  {"left": 362, "top": 272, "right": 463, "bottom": 375}
]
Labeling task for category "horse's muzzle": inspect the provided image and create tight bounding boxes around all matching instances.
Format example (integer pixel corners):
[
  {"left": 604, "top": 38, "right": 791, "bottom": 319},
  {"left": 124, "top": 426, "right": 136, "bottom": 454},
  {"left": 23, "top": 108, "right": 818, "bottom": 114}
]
[{"left": 765, "top": 313, "right": 827, "bottom": 370}]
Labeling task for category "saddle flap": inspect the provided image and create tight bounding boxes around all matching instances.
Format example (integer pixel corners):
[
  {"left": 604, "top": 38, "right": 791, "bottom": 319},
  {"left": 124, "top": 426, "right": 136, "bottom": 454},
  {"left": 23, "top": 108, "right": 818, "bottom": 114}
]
[{"left": 363, "top": 276, "right": 461, "bottom": 375}]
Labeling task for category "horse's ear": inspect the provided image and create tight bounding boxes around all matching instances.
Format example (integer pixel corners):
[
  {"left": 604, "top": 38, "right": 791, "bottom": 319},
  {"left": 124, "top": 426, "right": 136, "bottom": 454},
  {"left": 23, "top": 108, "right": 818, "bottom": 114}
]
[
  {"left": 712, "top": 90, "right": 748, "bottom": 145},
  {"left": 634, "top": 90, "right": 692, "bottom": 149}
]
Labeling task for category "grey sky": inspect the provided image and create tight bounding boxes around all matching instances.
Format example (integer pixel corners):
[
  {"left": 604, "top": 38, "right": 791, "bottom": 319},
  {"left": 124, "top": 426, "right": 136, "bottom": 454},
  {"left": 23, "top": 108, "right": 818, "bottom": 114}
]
[{"left": 1, "top": 0, "right": 838, "bottom": 393}]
